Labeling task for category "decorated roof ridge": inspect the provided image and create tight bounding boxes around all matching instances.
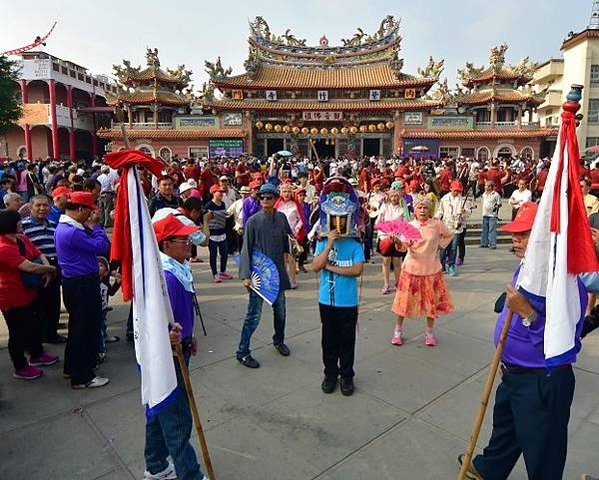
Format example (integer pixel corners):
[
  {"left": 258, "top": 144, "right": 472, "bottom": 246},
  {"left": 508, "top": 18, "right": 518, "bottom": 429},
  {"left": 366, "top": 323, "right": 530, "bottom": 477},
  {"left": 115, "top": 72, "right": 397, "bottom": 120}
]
[
  {"left": 401, "top": 128, "right": 558, "bottom": 140},
  {"left": 113, "top": 48, "right": 192, "bottom": 88},
  {"left": 248, "top": 15, "right": 401, "bottom": 55},
  {"left": 105, "top": 89, "right": 192, "bottom": 107},
  {"left": 97, "top": 129, "right": 246, "bottom": 140},
  {"left": 455, "top": 85, "right": 546, "bottom": 106},
  {"left": 457, "top": 44, "right": 537, "bottom": 87}
]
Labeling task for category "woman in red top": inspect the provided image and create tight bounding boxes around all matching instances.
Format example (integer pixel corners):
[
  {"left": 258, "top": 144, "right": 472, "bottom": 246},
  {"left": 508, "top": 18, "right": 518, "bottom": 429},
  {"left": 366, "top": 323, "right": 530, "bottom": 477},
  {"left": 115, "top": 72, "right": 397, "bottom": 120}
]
[{"left": 0, "top": 210, "right": 58, "bottom": 380}]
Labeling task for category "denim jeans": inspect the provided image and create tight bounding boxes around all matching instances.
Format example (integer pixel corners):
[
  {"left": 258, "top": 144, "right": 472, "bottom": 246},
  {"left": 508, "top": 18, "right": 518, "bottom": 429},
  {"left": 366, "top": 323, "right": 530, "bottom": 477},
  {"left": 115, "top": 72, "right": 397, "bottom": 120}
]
[
  {"left": 144, "top": 349, "right": 205, "bottom": 480},
  {"left": 481, "top": 216, "right": 498, "bottom": 247},
  {"left": 440, "top": 234, "right": 460, "bottom": 269},
  {"left": 237, "top": 289, "right": 286, "bottom": 358},
  {"left": 208, "top": 239, "right": 228, "bottom": 276}
]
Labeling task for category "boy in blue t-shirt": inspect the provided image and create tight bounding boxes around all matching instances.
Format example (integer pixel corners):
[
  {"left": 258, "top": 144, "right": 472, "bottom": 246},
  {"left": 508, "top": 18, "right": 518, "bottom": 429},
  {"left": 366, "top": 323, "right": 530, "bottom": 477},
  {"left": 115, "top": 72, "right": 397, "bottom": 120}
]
[{"left": 312, "top": 216, "right": 364, "bottom": 396}]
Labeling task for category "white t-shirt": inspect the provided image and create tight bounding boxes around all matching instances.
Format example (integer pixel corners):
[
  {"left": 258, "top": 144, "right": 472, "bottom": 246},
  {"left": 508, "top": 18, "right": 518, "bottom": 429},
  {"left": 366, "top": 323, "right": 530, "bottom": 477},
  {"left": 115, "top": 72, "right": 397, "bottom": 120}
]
[{"left": 509, "top": 189, "right": 532, "bottom": 209}]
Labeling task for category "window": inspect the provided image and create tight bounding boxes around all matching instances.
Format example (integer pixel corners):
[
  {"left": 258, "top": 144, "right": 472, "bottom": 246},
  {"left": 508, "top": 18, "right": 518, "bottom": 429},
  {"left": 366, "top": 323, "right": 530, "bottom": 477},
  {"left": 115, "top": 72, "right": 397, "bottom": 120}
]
[
  {"left": 189, "top": 146, "right": 208, "bottom": 159},
  {"left": 586, "top": 137, "right": 599, "bottom": 148},
  {"left": 477, "top": 147, "right": 490, "bottom": 162},
  {"left": 440, "top": 146, "right": 460, "bottom": 158},
  {"left": 159, "top": 147, "right": 172, "bottom": 162},
  {"left": 497, "top": 146, "right": 514, "bottom": 158},
  {"left": 461, "top": 148, "right": 475, "bottom": 158},
  {"left": 588, "top": 98, "right": 599, "bottom": 124},
  {"left": 521, "top": 146, "right": 534, "bottom": 160},
  {"left": 591, "top": 65, "right": 599, "bottom": 84}
]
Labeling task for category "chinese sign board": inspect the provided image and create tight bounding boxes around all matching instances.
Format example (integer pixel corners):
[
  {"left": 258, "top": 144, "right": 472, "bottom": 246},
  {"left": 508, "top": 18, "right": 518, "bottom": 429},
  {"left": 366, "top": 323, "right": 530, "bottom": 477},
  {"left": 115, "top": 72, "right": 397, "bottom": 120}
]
[
  {"left": 209, "top": 139, "right": 244, "bottom": 158},
  {"left": 403, "top": 112, "right": 423, "bottom": 125},
  {"left": 175, "top": 116, "right": 219, "bottom": 130},
  {"left": 427, "top": 116, "right": 474, "bottom": 130},
  {"left": 317, "top": 90, "right": 329, "bottom": 102},
  {"left": 301, "top": 111, "right": 343, "bottom": 121},
  {"left": 369, "top": 90, "right": 381, "bottom": 101},
  {"left": 266, "top": 90, "right": 278, "bottom": 101}
]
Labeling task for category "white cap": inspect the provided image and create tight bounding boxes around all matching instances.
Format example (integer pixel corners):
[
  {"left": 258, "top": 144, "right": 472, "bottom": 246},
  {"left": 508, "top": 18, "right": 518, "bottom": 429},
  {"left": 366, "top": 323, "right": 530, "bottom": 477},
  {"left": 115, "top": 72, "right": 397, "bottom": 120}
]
[
  {"left": 179, "top": 182, "right": 193, "bottom": 194},
  {"left": 186, "top": 179, "right": 197, "bottom": 188}
]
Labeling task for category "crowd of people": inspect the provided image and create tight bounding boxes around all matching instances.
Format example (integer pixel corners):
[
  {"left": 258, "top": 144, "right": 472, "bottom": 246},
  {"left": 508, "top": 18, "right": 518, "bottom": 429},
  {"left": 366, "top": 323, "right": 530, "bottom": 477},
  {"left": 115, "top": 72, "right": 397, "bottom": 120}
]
[{"left": 1, "top": 149, "right": 599, "bottom": 480}]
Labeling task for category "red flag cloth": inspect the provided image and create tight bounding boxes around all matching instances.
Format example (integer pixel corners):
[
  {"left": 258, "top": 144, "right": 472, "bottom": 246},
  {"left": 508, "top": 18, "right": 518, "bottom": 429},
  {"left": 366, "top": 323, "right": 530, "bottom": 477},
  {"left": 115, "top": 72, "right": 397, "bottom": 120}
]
[
  {"left": 550, "top": 105, "right": 599, "bottom": 274},
  {"left": 104, "top": 150, "right": 167, "bottom": 300}
]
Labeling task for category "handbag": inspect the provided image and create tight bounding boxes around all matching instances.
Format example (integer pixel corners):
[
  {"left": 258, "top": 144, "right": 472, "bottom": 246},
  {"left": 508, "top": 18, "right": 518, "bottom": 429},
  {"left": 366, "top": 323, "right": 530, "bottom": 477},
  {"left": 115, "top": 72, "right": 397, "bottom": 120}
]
[{"left": 16, "top": 236, "right": 45, "bottom": 289}]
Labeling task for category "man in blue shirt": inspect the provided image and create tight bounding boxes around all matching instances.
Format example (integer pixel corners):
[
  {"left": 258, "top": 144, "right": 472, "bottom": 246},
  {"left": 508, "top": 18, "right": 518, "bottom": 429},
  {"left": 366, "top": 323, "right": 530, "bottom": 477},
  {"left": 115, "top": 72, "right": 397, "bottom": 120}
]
[{"left": 48, "top": 186, "right": 70, "bottom": 224}]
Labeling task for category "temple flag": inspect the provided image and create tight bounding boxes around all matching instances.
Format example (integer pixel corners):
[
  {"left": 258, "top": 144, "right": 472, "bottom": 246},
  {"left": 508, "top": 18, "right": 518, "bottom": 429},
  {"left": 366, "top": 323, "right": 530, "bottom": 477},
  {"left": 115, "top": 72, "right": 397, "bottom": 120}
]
[
  {"left": 516, "top": 86, "right": 599, "bottom": 367},
  {"left": 105, "top": 150, "right": 176, "bottom": 417}
]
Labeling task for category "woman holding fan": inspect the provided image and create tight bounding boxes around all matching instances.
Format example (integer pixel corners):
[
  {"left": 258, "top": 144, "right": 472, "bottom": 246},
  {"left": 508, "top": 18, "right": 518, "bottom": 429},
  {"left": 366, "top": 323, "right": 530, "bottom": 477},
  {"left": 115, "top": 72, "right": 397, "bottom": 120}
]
[{"left": 390, "top": 196, "right": 454, "bottom": 347}]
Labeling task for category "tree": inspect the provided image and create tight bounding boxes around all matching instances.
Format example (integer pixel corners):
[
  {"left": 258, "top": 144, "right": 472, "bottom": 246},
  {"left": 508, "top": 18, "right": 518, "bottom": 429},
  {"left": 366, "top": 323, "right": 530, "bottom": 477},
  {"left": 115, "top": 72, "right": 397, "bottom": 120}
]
[{"left": 0, "top": 54, "right": 22, "bottom": 136}]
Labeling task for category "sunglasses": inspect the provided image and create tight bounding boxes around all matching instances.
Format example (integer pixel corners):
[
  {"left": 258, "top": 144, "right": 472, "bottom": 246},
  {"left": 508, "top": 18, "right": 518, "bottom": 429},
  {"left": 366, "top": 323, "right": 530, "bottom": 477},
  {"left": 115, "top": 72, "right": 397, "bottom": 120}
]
[{"left": 259, "top": 194, "right": 275, "bottom": 200}]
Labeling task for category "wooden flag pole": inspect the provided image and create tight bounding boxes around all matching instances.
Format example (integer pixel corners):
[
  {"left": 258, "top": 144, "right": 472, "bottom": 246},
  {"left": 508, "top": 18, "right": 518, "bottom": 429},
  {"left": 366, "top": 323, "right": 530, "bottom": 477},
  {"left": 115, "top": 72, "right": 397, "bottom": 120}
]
[
  {"left": 309, "top": 138, "right": 321, "bottom": 166},
  {"left": 458, "top": 310, "right": 513, "bottom": 480},
  {"left": 115, "top": 106, "right": 130, "bottom": 149},
  {"left": 175, "top": 345, "right": 216, "bottom": 480}
]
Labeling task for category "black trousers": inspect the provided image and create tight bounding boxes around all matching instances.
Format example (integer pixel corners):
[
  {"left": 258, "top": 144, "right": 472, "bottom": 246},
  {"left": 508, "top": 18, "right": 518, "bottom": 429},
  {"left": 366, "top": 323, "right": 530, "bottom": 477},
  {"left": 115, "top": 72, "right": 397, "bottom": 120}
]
[
  {"left": 36, "top": 275, "right": 61, "bottom": 341},
  {"left": 458, "top": 228, "right": 467, "bottom": 261},
  {"left": 2, "top": 301, "right": 43, "bottom": 370},
  {"left": 319, "top": 303, "right": 358, "bottom": 380},
  {"left": 474, "top": 366, "right": 575, "bottom": 480},
  {"left": 62, "top": 276, "right": 102, "bottom": 385}
]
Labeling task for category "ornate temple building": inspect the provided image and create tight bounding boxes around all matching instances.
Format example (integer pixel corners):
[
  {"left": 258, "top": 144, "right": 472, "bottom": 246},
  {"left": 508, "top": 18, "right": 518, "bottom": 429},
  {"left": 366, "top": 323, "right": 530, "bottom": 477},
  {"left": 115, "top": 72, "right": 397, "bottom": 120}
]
[{"left": 98, "top": 17, "right": 555, "bottom": 161}]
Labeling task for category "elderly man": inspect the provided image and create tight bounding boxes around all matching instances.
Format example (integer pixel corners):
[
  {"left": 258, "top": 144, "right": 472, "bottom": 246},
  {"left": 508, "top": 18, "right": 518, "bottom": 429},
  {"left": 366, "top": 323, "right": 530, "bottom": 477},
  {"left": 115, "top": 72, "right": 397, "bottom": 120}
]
[
  {"left": 97, "top": 165, "right": 117, "bottom": 228},
  {"left": 227, "top": 185, "right": 250, "bottom": 255},
  {"left": 55, "top": 191, "right": 110, "bottom": 389},
  {"left": 458, "top": 202, "right": 586, "bottom": 480},
  {"left": 236, "top": 183, "right": 293, "bottom": 368},
  {"left": 3, "top": 192, "right": 24, "bottom": 213},
  {"left": 48, "top": 186, "right": 70, "bottom": 224},
  {"left": 480, "top": 180, "right": 502, "bottom": 249},
  {"left": 22, "top": 194, "right": 66, "bottom": 344}
]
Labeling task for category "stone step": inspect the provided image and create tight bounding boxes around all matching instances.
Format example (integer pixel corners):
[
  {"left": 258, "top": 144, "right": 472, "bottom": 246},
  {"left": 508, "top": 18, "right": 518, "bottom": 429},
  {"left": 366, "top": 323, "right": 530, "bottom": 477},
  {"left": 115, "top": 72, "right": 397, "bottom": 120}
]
[{"left": 465, "top": 236, "right": 512, "bottom": 246}]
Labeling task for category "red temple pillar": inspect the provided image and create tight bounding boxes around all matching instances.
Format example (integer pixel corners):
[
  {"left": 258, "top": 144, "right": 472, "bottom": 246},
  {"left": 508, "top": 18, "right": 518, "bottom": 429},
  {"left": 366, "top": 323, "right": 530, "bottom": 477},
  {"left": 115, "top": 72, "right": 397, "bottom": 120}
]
[
  {"left": 20, "top": 80, "right": 33, "bottom": 160},
  {"left": 67, "top": 86, "right": 75, "bottom": 160},
  {"left": 90, "top": 93, "right": 98, "bottom": 157},
  {"left": 48, "top": 79, "right": 59, "bottom": 159}
]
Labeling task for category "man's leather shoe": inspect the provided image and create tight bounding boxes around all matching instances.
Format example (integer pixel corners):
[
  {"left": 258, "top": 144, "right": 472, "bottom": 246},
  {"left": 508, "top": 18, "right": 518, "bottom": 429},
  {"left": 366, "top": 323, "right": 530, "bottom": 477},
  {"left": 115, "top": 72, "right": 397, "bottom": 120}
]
[
  {"left": 340, "top": 377, "right": 354, "bottom": 396},
  {"left": 274, "top": 343, "right": 290, "bottom": 356},
  {"left": 321, "top": 377, "right": 337, "bottom": 394},
  {"left": 457, "top": 454, "right": 483, "bottom": 480},
  {"left": 237, "top": 354, "right": 260, "bottom": 368}
]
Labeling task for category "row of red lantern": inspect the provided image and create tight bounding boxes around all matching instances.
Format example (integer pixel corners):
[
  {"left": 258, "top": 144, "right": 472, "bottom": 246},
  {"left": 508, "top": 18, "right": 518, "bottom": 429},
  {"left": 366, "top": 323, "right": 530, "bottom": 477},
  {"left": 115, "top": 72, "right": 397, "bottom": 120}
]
[{"left": 254, "top": 121, "right": 394, "bottom": 134}]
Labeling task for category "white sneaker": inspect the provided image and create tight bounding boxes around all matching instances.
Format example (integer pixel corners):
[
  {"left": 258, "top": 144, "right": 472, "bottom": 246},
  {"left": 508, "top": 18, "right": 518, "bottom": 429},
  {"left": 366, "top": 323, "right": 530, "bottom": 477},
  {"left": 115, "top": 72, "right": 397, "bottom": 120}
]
[
  {"left": 72, "top": 376, "right": 110, "bottom": 389},
  {"left": 143, "top": 462, "right": 176, "bottom": 480}
]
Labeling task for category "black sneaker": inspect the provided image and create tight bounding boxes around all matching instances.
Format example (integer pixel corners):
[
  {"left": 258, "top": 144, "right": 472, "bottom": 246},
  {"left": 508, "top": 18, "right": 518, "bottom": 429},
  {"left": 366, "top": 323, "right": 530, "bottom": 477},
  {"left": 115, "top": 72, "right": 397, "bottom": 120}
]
[
  {"left": 340, "top": 377, "right": 354, "bottom": 396},
  {"left": 321, "top": 377, "right": 337, "bottom": 394},
  {"left": 457, "top": 454, "right": 483, "bottom": 480},
  {"left": 274, "top": 343, "right": 290, "bottom": 356},
  {"left": 237, "top": 354, "right": 260, "bottom": 369}
]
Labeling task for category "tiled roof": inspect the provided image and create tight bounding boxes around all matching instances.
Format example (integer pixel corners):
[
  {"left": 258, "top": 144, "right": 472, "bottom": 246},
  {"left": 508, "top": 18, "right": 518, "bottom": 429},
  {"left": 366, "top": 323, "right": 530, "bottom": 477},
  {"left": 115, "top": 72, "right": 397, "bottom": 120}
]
[
  {"left": 212, "top": 65, "right": 436, "bottom": 90},
  {"left": 125, "top": 67, "right": 182, "bottom": 84},
  {"left": 466, "top": 67, "right": 531, "bottom": 86},
  {"left": 458, "top": 90, "right": 543, "bottom": 106},
  {"left": 97, "top": 129, "right": 246, "bottom": 140},
  {"left": 401, "top": 128, "right": 557, "bottom": 140},
  {"left": 206, "top": 99, "right": 441, "bottom": 112},
  {"left": 106, "top": 90, "right": 190, "bottom": 106}
]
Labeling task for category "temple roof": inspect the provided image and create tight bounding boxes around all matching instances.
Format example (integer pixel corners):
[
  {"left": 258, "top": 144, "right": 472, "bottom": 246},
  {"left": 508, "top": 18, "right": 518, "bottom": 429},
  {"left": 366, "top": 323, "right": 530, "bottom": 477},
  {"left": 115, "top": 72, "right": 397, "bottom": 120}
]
[
  {"left": 402, "top": 128, "right": 557, "bottom": 139},
  {"left": 97, "top": 129, "right": 246, "bottom": 140},
  {"left": 206, "top": 98, "right": 442, "bottom": 112},
  {"left": 465, "top": 67, "right": 531, "bottom": 87},
  {"left": 106, "top": 90, "right": 191, "bottom": 107},
  {"left": 457, "top": 88, "right": 544, "bottom": 106},
  {"left": 113, "top": 48, "right": 192, "bottom": 89},
  {"left": 213, "top": 65, "right": 435, "bottom": 90}
]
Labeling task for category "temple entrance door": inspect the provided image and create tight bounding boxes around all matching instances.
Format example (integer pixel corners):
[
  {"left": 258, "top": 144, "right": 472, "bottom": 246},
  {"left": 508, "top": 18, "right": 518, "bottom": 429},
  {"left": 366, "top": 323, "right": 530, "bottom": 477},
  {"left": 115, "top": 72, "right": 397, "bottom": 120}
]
[
  {"left": 266, "top": 138, "right": 285, "bottom": 157},
  {"left": 362, "top": 138, "right": 381, "bottom": 157},
  {"left": 312, "top": 139, "right": 335, "bottom": 159}
]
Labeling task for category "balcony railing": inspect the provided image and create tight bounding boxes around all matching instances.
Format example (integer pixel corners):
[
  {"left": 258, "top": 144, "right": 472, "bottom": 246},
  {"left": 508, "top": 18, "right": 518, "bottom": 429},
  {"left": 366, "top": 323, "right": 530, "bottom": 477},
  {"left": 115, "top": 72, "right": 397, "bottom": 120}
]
[
  {"left": 112, "top": 121, "right": 173, "bottom": 130},
  {"left": 475, "top": 121, "right": 540, "bottom": 129}
]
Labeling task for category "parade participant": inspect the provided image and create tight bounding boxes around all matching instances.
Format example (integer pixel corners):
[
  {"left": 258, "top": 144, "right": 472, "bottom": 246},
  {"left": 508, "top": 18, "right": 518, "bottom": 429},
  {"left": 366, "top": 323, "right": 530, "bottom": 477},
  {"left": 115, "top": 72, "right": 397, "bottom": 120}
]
[
  {"left": 275, "top": 182, "right": 305, "bottom": 289},
  {"left": 144, "top": 214, "right": 208, "bottom": 480},
  {"left": 3, "top": 192, "right": 24, "bottom": 213},
  {"left": 458, "top": 202, "right": 586, "bottom": 480},
  {"left": 390, "top": 197, "right": 453, "bottom": 346},
  {"left": 242, "top": 180, "right": 262, "bottom": 227},
  {"left": 435, "top": 180, "right": 472, "bottom": 276},
  {"left": 364, "top": 178, "right": 385, "bottom": 258},
  {"left": 55, "top": 191, "right": 110, "bottom": 389},
  {"left": 48, "top": 186, "right": 71, "bottom": 224},
  {"left": 0, "top": 209, "right": 59, "bottom": 380},
  {"left": 480, "top": 180, "right": 502, "bottom": 249},
  {"left": 97, "top": 165, "right": 117, "bottom": 228},
  {"left": 219, "top": 175, "right": 238, "bottom": 209},
  {"left": 178, "top": 182, "right": 194, "bottom": 202},
  {"left": 236, "top": 183, "right": 293, "bottom": 368},
  {"left": 297, "top": 171, "right": 317, "bottom": 204},
  {"left": 183, "top": 158, "right": 201, "bottom": 183},
  {"left": 148, "top": 176, "right": 182, "bottom": 216},
  {"left": 205, "top": 184, "right": 233, "bottom": 283},
  {"left": 423, "top": 178, "right": 439, "bottom": 215},
  {"left": 227, "top": 185, "right": 250, "bottom": 254},
  {"left": 485, "top": 159, "right": 508, "bottom": 194},
  {"left": 0, "top": 177, "right": 13, "bottom": 208},
  {"left": 377, "top": 181, "right": 411, "bottom": 294},
  {"left": 235, "top": 156, "right": 251, "bottom": 187},
  {"left": 22, "top": 194, "right": 66, "bottom": 344},
  {"left": 312, "top": 177, "right": 364, "bottom": 395},
  {"left": 96, "top": 256, "right": 121, "bottom": 363},
  {"left": 508, "top": 179, "right": 532, "bottom": 220},
  {"left": 295, "top": 187, "right": 312, "bottom": 273},
  {"left": 581, "top": 178, "right": 599, "bottom": 216}
]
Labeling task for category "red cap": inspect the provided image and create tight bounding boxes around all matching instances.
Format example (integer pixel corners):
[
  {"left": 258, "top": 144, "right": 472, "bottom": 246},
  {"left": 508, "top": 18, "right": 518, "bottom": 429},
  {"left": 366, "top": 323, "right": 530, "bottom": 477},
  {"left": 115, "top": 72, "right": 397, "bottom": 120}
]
[
  {"left": 68, "top": 191, "right": 98, "bottom": 210},
  {"left": 51, "top": 186, "right": 71, "bottom": 198},
  {"left": 450, "top": 180, "right": 464, "bottom": 192},
  {"left": 252, "top": 172, "right": 263, "bottom": 179},
  {"left": 409, "top": 180, "right": 420, "bottom": 190},
  {"left": 210, "top": 184, "right": 224, "bottom": 194},
  {"left": 500, "top": 202, "right": 538, "bottom": 233},
  {"left": 153, "top": 214, "right": 198, "bottom": 242},
  {"left": 249, "top": 180, "right": 261, "bottom": 189}
]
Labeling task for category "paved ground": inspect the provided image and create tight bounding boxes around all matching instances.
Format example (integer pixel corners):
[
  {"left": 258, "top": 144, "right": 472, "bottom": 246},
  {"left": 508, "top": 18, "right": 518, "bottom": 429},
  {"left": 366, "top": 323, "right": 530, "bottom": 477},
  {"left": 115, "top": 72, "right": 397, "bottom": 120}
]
[{"left": 1, "top": 226, "right": 599, "bottom": 479}]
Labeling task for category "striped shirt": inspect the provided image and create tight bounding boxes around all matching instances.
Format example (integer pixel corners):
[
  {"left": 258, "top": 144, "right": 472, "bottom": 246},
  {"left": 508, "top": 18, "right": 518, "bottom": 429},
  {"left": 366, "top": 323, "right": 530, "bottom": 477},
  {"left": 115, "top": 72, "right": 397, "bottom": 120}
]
[{"left": 22, "top": 215, "right": 57, "bottom": 258}]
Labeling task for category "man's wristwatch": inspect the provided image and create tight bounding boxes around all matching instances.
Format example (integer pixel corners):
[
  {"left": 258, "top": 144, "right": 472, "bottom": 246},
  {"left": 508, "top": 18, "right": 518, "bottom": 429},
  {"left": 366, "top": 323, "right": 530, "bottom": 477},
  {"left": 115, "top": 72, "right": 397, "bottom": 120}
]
[{"left": 521, "top": 309, "right": 538, "bottom": 327}]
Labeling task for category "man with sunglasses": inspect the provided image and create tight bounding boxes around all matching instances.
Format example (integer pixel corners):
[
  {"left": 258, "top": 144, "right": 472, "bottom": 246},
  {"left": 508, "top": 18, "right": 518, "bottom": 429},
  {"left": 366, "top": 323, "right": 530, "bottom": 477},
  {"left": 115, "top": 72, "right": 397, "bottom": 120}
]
[{"left": 236, "top": 183, "right": 293, "bottom": 368}]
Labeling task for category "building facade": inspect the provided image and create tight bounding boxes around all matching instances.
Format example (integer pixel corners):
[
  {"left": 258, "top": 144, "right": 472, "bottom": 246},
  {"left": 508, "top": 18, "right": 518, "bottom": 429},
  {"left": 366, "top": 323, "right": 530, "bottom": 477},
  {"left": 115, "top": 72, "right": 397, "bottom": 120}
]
[{"left": 4, "top": 51, "right": 115, "bottom": 161}]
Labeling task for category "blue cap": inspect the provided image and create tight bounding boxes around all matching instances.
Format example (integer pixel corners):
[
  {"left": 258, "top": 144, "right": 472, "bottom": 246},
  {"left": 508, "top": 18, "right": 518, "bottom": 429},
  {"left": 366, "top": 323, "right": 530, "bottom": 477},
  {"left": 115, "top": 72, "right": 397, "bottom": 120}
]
[{"left": 259, "top": 183, "right": 279, "bottom": 196}]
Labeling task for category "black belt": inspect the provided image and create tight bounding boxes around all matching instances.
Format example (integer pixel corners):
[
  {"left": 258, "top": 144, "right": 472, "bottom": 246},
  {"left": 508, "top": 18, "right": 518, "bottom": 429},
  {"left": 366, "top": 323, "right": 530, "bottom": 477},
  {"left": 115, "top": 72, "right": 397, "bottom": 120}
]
[
  {"left": 63, "top": 273, "right": 99, "bottom": 281},
  {"left": 500, "top": 362, "right": 571, "bottom": 376}
]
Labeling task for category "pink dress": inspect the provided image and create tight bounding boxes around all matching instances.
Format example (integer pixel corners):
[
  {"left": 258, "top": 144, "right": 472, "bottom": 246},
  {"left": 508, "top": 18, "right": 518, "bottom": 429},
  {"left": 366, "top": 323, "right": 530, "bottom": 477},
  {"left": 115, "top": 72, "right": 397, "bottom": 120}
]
[{"left": 391, "top": 218, "right": 455, "bottom": 319}]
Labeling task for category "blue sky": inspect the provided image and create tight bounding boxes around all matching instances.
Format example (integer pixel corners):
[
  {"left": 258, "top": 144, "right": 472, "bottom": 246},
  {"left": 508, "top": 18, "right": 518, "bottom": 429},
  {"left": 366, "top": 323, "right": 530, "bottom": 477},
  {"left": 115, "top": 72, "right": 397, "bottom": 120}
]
[{"left": 1, "top": 0, "right": 595, "bottom": 89}]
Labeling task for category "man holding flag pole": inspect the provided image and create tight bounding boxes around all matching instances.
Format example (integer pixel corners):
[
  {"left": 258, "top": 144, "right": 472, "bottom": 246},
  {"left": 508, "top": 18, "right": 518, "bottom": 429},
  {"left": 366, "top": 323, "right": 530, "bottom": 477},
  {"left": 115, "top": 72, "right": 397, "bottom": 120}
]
[{"left": 458, "top": 85, "right": 599, "bottom": 480}]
